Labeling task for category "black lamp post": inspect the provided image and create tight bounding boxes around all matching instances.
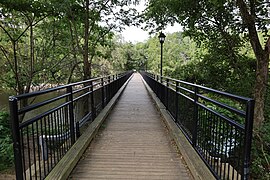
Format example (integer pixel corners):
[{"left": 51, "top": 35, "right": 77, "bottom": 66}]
[
  {"left": 145, "top": 57, "right": 148, "bottom": 72},
  {"left": 158, "top": 31, "right": 166, "bottom": 78}
]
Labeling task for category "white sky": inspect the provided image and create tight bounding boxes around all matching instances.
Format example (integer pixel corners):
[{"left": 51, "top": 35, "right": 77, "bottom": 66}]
[
  {"left": 121, "top": 2, "right": 183, "bottom": 43},
  {"left": 122, "top": 24, "right": 183, "bottom": 43}
]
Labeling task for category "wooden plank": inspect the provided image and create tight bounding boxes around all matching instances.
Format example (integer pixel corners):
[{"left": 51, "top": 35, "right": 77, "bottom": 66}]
[
  {"left": 45, "top": 74, "right": 133, "bottom": 180},
  {"left": 141, "top": 74, "right": 215, "bottom": 180},
  {"left": 70, "top": 73, "right": 192, "bottom": 180}
]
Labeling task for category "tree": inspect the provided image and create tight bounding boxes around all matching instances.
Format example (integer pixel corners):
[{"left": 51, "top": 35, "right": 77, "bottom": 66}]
[
  {"left": 144, "top": 0, "right": 269, "bottom": 129},
  {"left": 236, "top": 0, "right": 269, "bottom": 128},
  {"left": 0, "top": 0, "right": 55, "bottom": 111}
]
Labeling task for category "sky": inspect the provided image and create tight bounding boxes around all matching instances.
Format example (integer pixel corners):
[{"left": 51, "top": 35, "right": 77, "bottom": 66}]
[
  {"left": 120, "top": 2, "right": 183, "bottom": 43},
  {"left": 122, "top": 23, "right": 183, "bottom": 43}
]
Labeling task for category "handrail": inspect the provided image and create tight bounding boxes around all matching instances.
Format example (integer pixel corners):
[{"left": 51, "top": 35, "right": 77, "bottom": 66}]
[
  {"left": 140, "top": 71, "right": 254, "bottom": 180},
  {"left": 153, "top": 73, "right": 252, "bottom": 102},
  {"left": 9, "top": 71, "right": 133, "bottom": 180}
]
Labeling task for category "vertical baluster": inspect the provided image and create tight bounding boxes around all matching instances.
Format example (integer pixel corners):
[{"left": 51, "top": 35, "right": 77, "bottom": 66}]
[
  {"left": 47, "top": 114, "right": 53, "bottom": 170},
  {"left": 40, "top": 117, "right": 46, "bottom": 177},
  {"left": 91, "top": 81, "right": 96, "bottom": 120},
  {"left": 31, "top": 123, "right": 37, "bottom": 179},
  {"left": 67, "top": 86, "right": 75, "bottom": 145},
  {"left": 213, "top": 115, "right": 218, "bottom": 173},
  {"left": 243, "top": 100, "right": 255, "bottom": 180},
  {"left": 108, "top": 76, "right": 111, "bottom": 101},
  {"left": 59, "top": 109, "right": 63, "bottom": 158},
  {"left": 166, "top": 79, "right": 169, "bottom": 110},
  {"left": 101, "top": 78, "right": 105, "bottom": 108},
  {"left": 175, "top": 81, "right": 179, "bottom": 122},
  {"left": 217, "top": 117, "right": 222, "bottom": 178},
  {"left": 227, "top": 125, "right": 233, "bottom": 179},
  {"left": 237, "top": 132, "right": 243, "bottom": 180},
  {"left": 192, "top": 86, "right": 199, "bottom": 146},
  {"left": 55, "top": 110, "right": 60, "bottom": 161},
  {"left": 36, "top": 121, "right": 42, "bottom": 179},
  {"left": 231, "top": 126, "right": 236, "bottom": 180},
  {"left": 26, "top": 126, "right": 32, "bottom": 179},
  {"left": 9, "top": 97, "right": 23, "bottom": 180},
  {"left": 223, "top": 122, "right": 229, "bottom": 180}
]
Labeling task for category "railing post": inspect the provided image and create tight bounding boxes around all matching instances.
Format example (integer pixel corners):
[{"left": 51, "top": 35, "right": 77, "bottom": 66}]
[
  {"left": 192, "top": 86, "right": 199, "bottom": 146},
  {"left": 108, "top": 76, "right": 111, "bottom": 101},
  {"left": 9, "top": 96, "right": 23, "bottom": 180},
  {"left": 90, "top": 81, "right": 96, "bottom": 119},
  {"left": 101, "top": 78, "right": 105, "bottom": 108},
  {"left": 75, "top": 122, "right": 80, "bottom": 138},
  {"left": 116, "top": 74, "right": 119, "bottom": 93},
  {"left": 67, "top": 86, "right": 75, "bottom": 144},
  {"left": 166, "top": 79, "right": 169, "bottom": 109},
  {"left": 175, "top": 81, "right": 179, "bottom": 122},
  {"left": 243, "top": 100, "right": 255, "bottom": 180},
  {"left": 112, "top": 75, "right": 115, "bottom": 95}
]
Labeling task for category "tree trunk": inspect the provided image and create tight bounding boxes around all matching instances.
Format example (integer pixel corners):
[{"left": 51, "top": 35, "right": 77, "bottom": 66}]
[
  {"left": 253, "top": 53, "right": 269, "bottom": 127},
  {"left": 82, "top": 0, "right": 92, "bottom": 119},
  {"left": 83, "top": 0, "right": 91, "bottom": 81},
  {"left": 236, "top": 0, "right": 270, "bottom": 128},
  {"left": 68, "top": 18, "right": 78, "bottom": 83},
  {"left": 25, "top": 21, "right": 34, "bottom": 94}
]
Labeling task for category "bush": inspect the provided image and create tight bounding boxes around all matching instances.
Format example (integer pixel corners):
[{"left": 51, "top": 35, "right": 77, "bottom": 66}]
[{"left": 0, "top": 111, "right": 14, "bottom": 171}]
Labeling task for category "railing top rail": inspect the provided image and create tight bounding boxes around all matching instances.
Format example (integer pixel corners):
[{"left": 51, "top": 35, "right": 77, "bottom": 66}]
[
  {"left": 14, "top": 72, "right": 127, "bottom": 100},
  {"left": 141, "top": 71, "right": 255, "bottom": 179},
  {"left": 9, "top": 71, "right": 133, "bottom": 180},
  {"left": 147, "top": 72, "right": 253, "bottom": 102}
]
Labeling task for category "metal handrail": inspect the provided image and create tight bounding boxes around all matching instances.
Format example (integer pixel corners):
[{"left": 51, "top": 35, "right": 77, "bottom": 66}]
[
  {"left": 141, "top": 71, "right": 254, "bottom": 180},
  {"left": 9, "top": 71, "right": 133, "bottom": 180}
]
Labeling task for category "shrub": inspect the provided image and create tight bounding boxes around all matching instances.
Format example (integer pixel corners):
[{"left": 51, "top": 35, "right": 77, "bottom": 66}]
[{"left": 0, "top": 111, "right": 14, "bottom": 171}]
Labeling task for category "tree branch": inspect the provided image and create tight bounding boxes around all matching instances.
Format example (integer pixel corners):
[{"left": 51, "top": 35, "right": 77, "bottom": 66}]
[
  {"left": 265, "top": 36, "right": 270, "bottom": 53},
  {"left": 236, "top": 0, "right": 263, "bottom": 55},
  {"left": 0, "top": 23, "right": 14, "bottom": 41},
  {"left": 0, "top": 45, "right": 16, "bottom": 74},
  {"left": 67, "top": 61, "right": 83, "bottom": 83}
]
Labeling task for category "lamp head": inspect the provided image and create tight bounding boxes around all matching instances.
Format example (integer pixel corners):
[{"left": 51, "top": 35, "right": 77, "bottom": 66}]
[{"left": 158, "top": 31, "right": 166, "bottom": 44}]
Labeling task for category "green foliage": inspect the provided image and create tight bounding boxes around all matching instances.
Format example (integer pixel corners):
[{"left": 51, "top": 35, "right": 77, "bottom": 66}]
[
  {"left": 176, "top": 52, "right": 256, "bottom": 97},
  {"left": 204, "top": 95, "right": 245, "bottom": 123},
  {"left": 145, "top": 32, "right": 197, "bottom": 76},
  {"left": 0, "top": 112, "right": 14, "bottom": 171},
  {"left": 0, "top": 0, "right": 140, "bottom": 89},
  {"left": 122, "top": 29, "right": 264, "bottom": 177}
]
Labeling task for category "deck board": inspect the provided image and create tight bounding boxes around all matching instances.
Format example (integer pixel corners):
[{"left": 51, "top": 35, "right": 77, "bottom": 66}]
[{"left": 69, "top": 73, "right": 192, "bottom": 179}]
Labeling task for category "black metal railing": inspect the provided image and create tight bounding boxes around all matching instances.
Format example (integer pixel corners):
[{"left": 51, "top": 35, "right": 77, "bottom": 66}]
[
  {"left": 9, "top": 71, "right": 133, "bottom": 180},
  {"left": 141, "top": 71, "right": 254, "bottom": 180}
]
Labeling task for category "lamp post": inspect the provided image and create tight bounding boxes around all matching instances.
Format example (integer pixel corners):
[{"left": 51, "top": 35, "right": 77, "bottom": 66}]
[
  {"left": 145, "top": 57, "right": 148, "bottom": 72},
  {"left": 158, "top": 32, "right": 166, "bottom": 79}
]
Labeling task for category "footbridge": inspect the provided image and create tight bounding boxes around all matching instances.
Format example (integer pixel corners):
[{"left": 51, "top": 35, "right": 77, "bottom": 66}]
[{"left": 9, "top": 72, "right": 254, "bottom": 180}]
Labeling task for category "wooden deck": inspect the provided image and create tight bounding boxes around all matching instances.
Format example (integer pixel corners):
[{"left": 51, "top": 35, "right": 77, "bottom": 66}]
[{"left": 69, "top": 73, "right": 192, "bottom": 179}]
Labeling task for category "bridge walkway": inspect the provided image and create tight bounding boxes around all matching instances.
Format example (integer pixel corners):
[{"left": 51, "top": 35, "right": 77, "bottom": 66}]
[{"left": 69, "top": 73, "right": 192, "bottom": 179}]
